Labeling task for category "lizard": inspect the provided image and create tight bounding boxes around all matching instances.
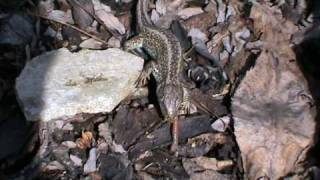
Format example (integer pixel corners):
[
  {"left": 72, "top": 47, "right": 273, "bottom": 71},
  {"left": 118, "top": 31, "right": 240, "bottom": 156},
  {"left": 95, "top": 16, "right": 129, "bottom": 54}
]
[{"left": 124, "top": 0, "right": 191, "bottom": 152}]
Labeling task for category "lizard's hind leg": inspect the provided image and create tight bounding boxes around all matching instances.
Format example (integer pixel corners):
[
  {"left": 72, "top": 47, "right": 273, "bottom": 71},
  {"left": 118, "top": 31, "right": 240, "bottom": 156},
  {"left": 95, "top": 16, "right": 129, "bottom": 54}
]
[{"left": 179, "top": 87, "right": 197, "bottom": 114}]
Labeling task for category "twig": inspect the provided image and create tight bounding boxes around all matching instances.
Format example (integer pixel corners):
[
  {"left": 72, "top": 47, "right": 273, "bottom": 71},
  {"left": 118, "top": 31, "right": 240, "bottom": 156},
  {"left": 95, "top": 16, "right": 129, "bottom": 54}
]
[
  {"left": 67, "top": 0, "right": 119, "bottom": 37},
  {"left": 29, "top": 13, "right": 109, "bottom": 46}
]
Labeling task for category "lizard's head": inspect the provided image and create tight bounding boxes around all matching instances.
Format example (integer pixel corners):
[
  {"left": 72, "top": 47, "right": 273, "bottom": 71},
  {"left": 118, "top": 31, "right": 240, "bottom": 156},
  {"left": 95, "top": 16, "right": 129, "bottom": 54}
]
[
  {"left": 123, "top": 36, "right": 144, "bottom": 52},
  {"left": 158, "top": 84, "right": 184, "bottom": 118}
]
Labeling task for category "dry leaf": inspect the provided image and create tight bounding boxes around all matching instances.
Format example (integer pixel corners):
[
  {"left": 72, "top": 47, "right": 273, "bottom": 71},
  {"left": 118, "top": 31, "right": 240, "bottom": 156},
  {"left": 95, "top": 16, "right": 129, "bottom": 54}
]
[
  {"left": 80, "top": 38, "right": 104, "bottom": 49},
  {"left": 93, "top": 1, "right": 125, "bottom": 35},
  {"left": 68, "top": 0, "right": 94, "bottom": 29},
  {"left": 38, "top": 0, "right": 55, "bottom": 17},
  {"left": 44, "top": 161, "right": 66, "bottom": 171},
  {"left": 178, "top": 133, "right": 227, "bottom": 157},
  {"left": 47, "top": 10, "right": 74, "bottom": 24},
  {"left": 178, "top": 7, "right": 204, "bottom": 20},
  {"left": 155, "top": 0, "right": 167, "bottom": 15},
  {"left": 107, "top": 36, "right": 121, "bottom": 48},
  {"left": 182, "top": 157, "right": 232, "bottom": 179},
  {"left": 216, "top": 0, "right": 227, "bottom": 23},
  {"left": 190, "top": 157, "right": 233, "bottom": 171},
  {"left": 151, "top": 9, "right": 160, "bottom": 25},
  {"left": 95, "top": 11, "right": 125, "bottom": 35},
  {"left": 76, "top": 131, "right": 93, "bottom": 149},
  {"left": 92, "top": 0, "right": 111, "bottom": 13},
  {"left": 182, "top": 12, "right": 216, "bottom": 37},
  {"left": 232, "top": 49, "right": 316, "bottom": 179}
]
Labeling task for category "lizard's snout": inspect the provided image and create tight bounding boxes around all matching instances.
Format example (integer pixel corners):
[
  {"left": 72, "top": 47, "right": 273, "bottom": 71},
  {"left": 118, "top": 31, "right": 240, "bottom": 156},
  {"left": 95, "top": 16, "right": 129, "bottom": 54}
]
[{"left": 163, "top": 85, "right": 183, "bottom": 118}]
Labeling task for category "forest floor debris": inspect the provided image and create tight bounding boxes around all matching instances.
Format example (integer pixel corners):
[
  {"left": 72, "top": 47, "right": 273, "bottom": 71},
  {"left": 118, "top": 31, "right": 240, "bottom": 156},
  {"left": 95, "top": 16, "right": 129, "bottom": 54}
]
[{"left": 0, "top": 0, "right": 319, "bottom": 179}]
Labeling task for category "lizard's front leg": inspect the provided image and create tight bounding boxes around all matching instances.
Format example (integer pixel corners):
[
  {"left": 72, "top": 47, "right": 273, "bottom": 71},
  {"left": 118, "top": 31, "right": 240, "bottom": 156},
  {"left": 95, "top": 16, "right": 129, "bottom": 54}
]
[
  {"left": 124, "top": 35, "right": 153, "bottom": 87},
  {"left": 135, "top": 61, "right": 156, "bottom": 87}
]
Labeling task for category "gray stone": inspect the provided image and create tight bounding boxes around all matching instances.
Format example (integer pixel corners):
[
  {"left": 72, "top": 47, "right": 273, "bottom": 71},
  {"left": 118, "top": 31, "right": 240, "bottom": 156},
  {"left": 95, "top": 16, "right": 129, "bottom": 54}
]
[{"left": 16, "top": 48, "right": 143, "bottom": 121}]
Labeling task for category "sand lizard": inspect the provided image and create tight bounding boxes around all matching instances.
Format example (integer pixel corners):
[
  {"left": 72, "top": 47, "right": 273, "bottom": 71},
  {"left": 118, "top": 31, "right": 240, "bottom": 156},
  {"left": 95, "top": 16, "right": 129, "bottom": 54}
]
[{"left": 124, "top": 0, "right": 191, "bottom": 152}]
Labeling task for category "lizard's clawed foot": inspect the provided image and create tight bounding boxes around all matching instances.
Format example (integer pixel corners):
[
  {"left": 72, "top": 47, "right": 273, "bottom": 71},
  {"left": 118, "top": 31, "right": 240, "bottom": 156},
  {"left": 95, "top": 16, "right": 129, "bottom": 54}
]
[
  {"left": 179, "top": 87, "right": 196, "bottom": 115},
  {"left": 212, "top": 83, "right": 230, "bottom": 99},
  {"left": 182, "top": 46, "right": 195, "bottom": 62},
  {"left": 136, "top": 72, "right": 149, "bottom": 87},
  {"left": 179, "top": 101, "right": 191, "bottom": 114},
  {"left": 135, "top": 62, "right": 154, "bottom": 87}
]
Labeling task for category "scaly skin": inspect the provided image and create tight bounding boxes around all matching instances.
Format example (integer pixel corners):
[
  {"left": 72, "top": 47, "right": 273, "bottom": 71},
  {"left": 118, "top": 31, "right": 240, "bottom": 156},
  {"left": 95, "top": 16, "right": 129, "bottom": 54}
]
[{"left": 125, "top": 0, "right": 189, "bottom": 151}]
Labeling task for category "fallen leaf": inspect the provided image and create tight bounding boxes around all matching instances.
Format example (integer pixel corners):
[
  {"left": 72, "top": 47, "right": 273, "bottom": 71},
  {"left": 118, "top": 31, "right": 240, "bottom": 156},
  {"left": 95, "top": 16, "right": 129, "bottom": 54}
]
[
  {"left": 47, "top": 10, "right": 74, "bottom": 24},
  {"left": 80, "top": 38, "right": 104, "bottom": 49},
  {"left": 68, "top": 0, "right": 94, "bottom": 29},
  {"left": 178, "top": 7, "right": 204, "bottom": 20},
  {"left": 182, "top": 157, "right": 232, "bottom": 179},
  {"left": 94, "top": 5, "right": 125, "bottom": 35},
  {"left": 76, "top": 131, "right": 93, "bottom": 149},
  {"left": 232, "top": 48, "right": 316, "bottom": 179}
]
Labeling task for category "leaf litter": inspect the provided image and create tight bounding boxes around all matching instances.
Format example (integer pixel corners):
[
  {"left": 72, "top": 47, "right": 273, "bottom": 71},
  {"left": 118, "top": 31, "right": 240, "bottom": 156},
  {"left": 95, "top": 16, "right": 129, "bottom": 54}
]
[{"left": 0, "top": 0, "right": 320, "bottom": 179}]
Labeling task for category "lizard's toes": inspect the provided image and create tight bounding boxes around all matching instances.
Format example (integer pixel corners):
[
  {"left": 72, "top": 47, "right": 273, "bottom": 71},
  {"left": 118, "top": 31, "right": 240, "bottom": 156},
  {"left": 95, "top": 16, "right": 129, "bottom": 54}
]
[
  {"left": 135, "top": 72, "right": 150, "bottom": 87},
  {"left": 212, "top": 83, "right": 231, "bottom": 99},
  {"left": 180, "top": 101, "right": 191, "bottom": 114}
]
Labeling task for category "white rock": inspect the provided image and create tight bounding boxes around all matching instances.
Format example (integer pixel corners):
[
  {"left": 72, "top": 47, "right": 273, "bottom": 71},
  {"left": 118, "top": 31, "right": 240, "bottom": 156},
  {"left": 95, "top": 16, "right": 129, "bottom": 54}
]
[{"left": 16, "top": 48, "right": 144, "bottom": 121}]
